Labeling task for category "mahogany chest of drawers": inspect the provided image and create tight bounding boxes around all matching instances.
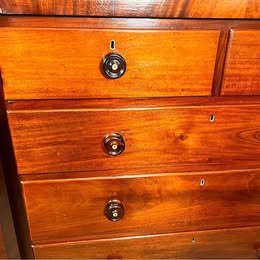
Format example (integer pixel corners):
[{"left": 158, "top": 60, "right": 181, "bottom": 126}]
[{"left": 0, "top": 1, "right": 260, "bottom": 259}]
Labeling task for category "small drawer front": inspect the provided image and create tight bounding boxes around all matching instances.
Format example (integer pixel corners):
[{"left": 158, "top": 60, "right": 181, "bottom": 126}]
[
  {"left": 7, "top": 105, "right": 260, "bottom": 174},
  {"left": 0, "top": 29, "right": 219, "bottom": 99},
  {"left": 222, "top": 30, "right": 260, "bottom": 95},
  {"left": 22, "top": 170, "right": 260, "bottom": 244},
  {"left": 33, "top": 227, "right": 260, "bottom": 259}
]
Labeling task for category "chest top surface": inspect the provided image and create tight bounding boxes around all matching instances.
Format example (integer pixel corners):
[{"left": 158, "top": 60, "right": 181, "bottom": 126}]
[{"left": 0, "top": 0, "right": 259, "bottom": 18}]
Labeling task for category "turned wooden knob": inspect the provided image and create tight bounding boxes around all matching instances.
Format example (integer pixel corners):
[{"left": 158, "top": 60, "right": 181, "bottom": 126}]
[
  {"left": 104, "top": 200, "right": 125, "bottom": 222},
  {"left": 103, "top": 133, "right": 125, "bottom": 156},
  {"left": 102, "top": 53, "right": 126, "bottom": 79}
]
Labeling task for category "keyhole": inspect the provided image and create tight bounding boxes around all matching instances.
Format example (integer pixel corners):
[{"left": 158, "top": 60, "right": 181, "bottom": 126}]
[
  {"left": 200, "top": 179, "right": 205, "bottom": 186},
  {"left": 110, "top": 40, "right": 116, "bottom": 50},
  {"left": 209, "top": 114, "right": 215, "bottom": 122}
]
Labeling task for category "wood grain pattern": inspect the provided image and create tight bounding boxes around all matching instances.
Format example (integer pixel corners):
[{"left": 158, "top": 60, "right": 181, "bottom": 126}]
[
  {"left": 7, "top": 105, "right": 260, "bottom": 175},
  {"left": 33, "top": 226, "right": 260, "bottom": 259},
  {"left": 222, "top": 30, "right": 260, "bottom": 95},
  {"left": 0, "top": 0, "right": 259, "bottom": 18},
  {"left": 21, "top": 169, "right": 260, "bottom": 244},
  {"left": 0, "top": 3, "right": 259, "bottom": 259},
  {"left": 5, "top": 96, "right": 260, "bottom": 111},
  {"left": 0, "top": 16, "right": 260, "bottom": 30},
  {"left": 211, "top": 30, "right": 230, "bottom": 96},
  {"left": 0, "top": 29, "right": 219, "bottom": 99}
]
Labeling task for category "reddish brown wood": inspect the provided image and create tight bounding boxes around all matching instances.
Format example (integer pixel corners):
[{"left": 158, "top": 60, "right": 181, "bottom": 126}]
[
  {"left": 7, "top": 104, "right": 260, "bottom": 175},
  {"left": 1, "top": 17, "right": 259, "bottom": 101},
  {"left": 33, "top": 226, "right": 260, "bottom": 259},
  {"left": 222, "top": 30, "right": 260, "bottom": 95},
  {"left": 18, "top": 168, "right": 260, "bottom": 183},
  {"left": 211, "top": 30, "right": 230, "bottom": 96},
  {"left": 6, "top": 96, "right": 260, "bottom": 111},
  {"left": 0, "top": 28, "right": 219, "bottom": 99},
  {"left": 21, "top": 169, "right": 260, "bottom": 244},
  {"left": 0, "top": 0, "right": 259, "bottom": 18},
  {"left": 0, "top": 9, "right": 259, "bottom": 260},
  {"left": 0, "top": 16, "right": 260, "bottom": 30}
]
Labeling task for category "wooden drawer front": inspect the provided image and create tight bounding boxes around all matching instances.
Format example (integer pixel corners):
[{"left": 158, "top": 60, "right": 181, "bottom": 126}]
[
  {"left": 0, "top": 29, "right": 219, "bottom": 99},
  {"left": 222, "top": 30, "right": 260, "bottom": 95},
  {"left": 22, "top": 170, "right": 260, "bottom": 244},
  {"left": 8, "top": 105, "right": 260, "bottom": 174},
  {"left": 33, "top": 227, "right": 260, "bottom": 259}
]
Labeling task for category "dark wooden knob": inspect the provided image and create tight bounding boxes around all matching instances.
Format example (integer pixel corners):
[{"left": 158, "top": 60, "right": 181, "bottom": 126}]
[
  {"left": 102, "top": 53, "right": 126, "bottom": 79},
  {"left": 104, "top": 200, "right": 125, "bottom": 222},
  {"left": 103, "top": 133, "right": 125, "bottom": 156}
]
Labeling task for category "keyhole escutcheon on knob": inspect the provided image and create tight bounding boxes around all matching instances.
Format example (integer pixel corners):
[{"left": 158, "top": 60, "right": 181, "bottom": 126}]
[
  {"left": 103, "top": 133, "right": 125, "bottom": 156},
  {"left": 102, "top": 53, "right": 126, "bottom": 79},
  {"left": 104, "top": 199, "right": 125, "bottom": 222}
]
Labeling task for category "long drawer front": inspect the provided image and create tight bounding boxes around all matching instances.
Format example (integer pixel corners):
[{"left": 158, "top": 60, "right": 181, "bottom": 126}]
[
  {"left": 8, "top": 104, "right": 260, "bottom": 174},
  {"left": 0, "top": 29, "right": 219, "bottom": 99},
  {"left": 33, "top": 226, "right": 260, "bottom": 259},
  {"left": 21, "top": 169, "right": 260, "bottom": 244}
]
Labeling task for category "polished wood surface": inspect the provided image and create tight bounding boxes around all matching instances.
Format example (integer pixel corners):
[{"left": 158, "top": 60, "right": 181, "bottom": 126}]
[
  {"left": 0, "top": 29, "right": 219, "bottom": 99},
  {"left": 222, "top": 30, "right": 260, "bottom": 95},
  {"left": 1, "top": 17, "right": 259, "bottom": 101},
  {"left": 21, "top": 169, "right": 260, "bottom": 244},
  {"left": 1, "top": 16, "right": 260, "bottom": 30},
  {"left": 211, "top": 30, "right": 230, "bottom": 96},
  {"left": 7, "top": 104, "right": 260, "bottom": 174},
  {"left": 33, "top": 226, "right": 260, "bottom": 259},
  {"left": 0, "top": 0, "right": 259, "bottom": 18},
  {"left": 5, "top": 96, "right": 260, "bottom": 111},
  {"left": 1, "top": 10, "right": 260, "bottom": 259}
]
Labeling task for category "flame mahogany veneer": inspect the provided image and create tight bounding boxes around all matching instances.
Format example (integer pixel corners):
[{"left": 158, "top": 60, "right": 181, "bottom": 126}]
[{"left": 0, "top": 0, "right": 259, "bottom": 18}]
